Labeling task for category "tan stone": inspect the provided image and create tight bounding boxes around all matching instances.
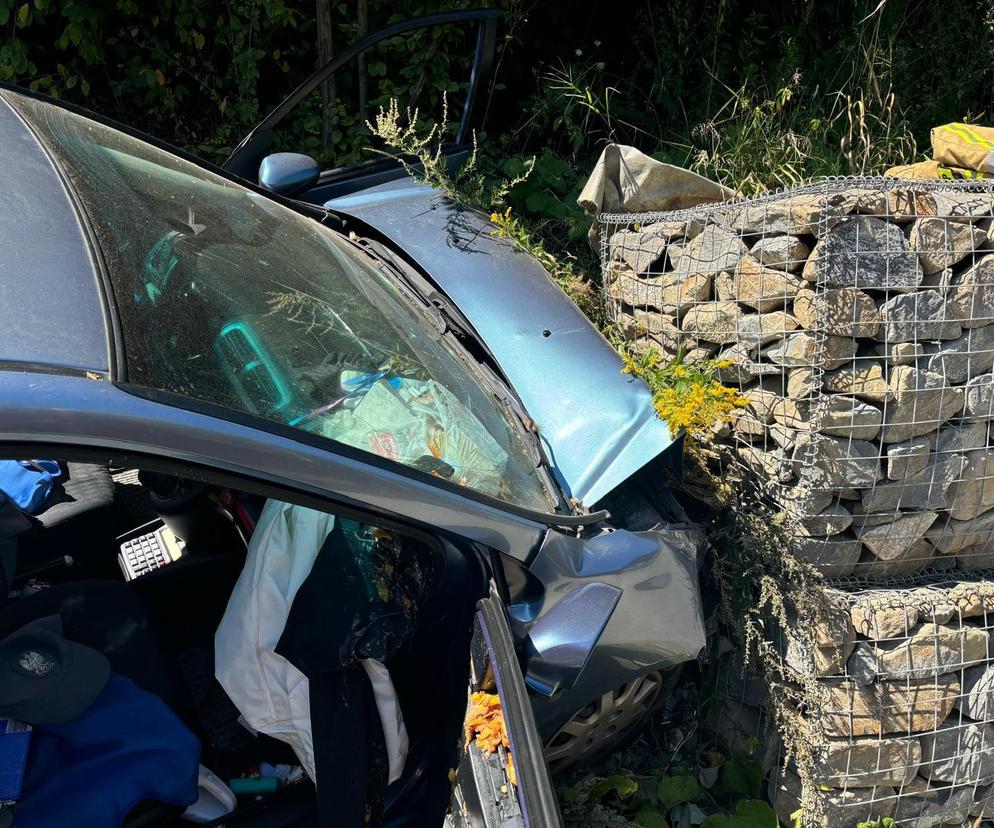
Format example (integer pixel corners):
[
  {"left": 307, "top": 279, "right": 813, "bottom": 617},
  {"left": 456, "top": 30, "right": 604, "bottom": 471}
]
[
  {"left": 879, "top": 366, "right": 964, "bottom": 443},
  {"left": 608, "top": 269, "right": 712, "bottom": 316},
  {"left": 850, "top": 604, "right": 921, "bottom": 640},
  {"left": 737, "top": 311, "right": 800, "bottom": 347},
  {"left": 749, "top": 234, "right": 810, "bottom": 271},
  {"left": 822, "top": 360, "right": 892, "bottom": 403},
  {"left": 814, "top": 737, "right": 920, "bottom": 788},
  {"left": 856, "top": 623, "right": 989, "bottom": 680},
  {"left": 787, "top": 367, "right": 818, "bottom": 400},
  {"left": 855, "top": 512, "right": 938, "bottom": 561},
  {"left": 792, "top": 286, "right": 880, "bottom": 338},
  {"left": 874, "top": 341, "right": 923, "bottom": 366},
  {"left": 723, "top": 193, "right": 840, "bottom": 235},
  {"left": 680, "top": 301, "right": 743, "bottom": 343},
  {"left": 715, "top": 255, "right": 803, "bottom": 311},
  {"left": 948, "top": 253, "right": 994, "bottom": 328},
  {"left": 819, "top": 676, "right": 959, "bottom": 737},
  {"left": 909, "top": 216, "right": 988, "bottom": 274},
  {"left": 947, "top": 449, "right": 994, "bottom": 521}
]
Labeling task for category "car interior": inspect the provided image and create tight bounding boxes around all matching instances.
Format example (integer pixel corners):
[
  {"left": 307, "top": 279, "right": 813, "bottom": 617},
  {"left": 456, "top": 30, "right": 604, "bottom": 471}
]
[{"left": 0, "top": 456, "right": 496, "bottom": 827}]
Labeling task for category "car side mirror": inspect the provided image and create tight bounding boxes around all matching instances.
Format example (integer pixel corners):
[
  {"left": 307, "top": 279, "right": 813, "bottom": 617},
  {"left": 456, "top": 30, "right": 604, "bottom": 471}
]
[
  {"left": 258, "top": 152, "right": 320, "bottom": 195},
  {"left": 523, "top": 582, "right": 621, "bottom": 698}
]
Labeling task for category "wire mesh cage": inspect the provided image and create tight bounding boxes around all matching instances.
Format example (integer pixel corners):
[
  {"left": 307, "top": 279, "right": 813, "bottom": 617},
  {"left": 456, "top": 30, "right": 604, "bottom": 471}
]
[
  {"left": 600, "top": 177, "right": 994, "bottom": 580},
  {"left": 769, "top": 574, "right": 994, "bottom": 828}
]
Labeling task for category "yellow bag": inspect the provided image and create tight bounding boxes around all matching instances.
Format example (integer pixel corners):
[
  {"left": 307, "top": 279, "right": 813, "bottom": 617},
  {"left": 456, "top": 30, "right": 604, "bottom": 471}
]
[{"left": 932, "top": 123, "right": 994, "bottom": 173}]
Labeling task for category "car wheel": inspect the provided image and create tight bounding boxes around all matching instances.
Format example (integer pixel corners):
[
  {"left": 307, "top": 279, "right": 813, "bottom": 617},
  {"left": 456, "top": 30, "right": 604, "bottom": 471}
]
[{"left": 543, "top": 670, "right": 665, "bottom": 775}]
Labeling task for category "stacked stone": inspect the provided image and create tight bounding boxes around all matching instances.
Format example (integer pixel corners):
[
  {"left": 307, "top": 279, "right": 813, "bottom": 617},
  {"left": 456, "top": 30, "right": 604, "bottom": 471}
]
[
  {"left": 765, "top": 580, "right": 994, "bottom": 828},
  {"left": 605, "top": 182, "right": 994, "bottom": 578}
]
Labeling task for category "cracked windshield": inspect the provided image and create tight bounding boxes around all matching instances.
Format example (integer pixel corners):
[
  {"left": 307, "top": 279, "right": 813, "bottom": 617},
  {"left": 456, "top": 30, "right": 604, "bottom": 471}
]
[{"left": 16, "top": 97, "right": 552, "bottom": 512}]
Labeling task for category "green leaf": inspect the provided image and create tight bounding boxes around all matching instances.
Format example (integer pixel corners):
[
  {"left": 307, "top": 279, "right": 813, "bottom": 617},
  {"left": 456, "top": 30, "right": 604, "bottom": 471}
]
[
  {"left": 589, "top": 775, "right": 639, "bottom": 802},
  {"left": 17, "top": 3, "right": 28, "bottom": 25},
  {"left": 712, "top": 757, "right": 763, "bottom": 801},
  {"left": 700, "top": 799, "right": 778, "bottom": 828},
  {"left": 658, "top": 774, "right": 702, "bottom": 810},
  {"left": 635, "top": 806, "right": 669, "bottom": 828}
]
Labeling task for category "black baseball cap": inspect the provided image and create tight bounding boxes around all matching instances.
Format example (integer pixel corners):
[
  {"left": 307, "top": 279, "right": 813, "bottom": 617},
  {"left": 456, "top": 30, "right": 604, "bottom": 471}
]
[{"left": 0, "top": 615, "right": 109, "bottom": 725}]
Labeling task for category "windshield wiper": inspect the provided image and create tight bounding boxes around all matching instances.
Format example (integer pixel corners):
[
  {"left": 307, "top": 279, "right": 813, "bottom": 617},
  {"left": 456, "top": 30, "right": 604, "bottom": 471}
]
[{"left": 350, "top": 236, "right": 570, "bottom": 512}]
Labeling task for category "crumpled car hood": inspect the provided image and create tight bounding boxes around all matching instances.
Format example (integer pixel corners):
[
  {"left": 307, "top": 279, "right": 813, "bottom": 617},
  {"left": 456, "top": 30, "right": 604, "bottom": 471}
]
[{"left": 326, "top": 178, "right": 672, "bottom": 506}]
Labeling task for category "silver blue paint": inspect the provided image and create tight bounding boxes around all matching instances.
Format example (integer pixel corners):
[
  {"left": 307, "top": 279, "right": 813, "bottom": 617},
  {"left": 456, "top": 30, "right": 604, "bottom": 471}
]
[
  {"left": 326, "top": 178, "right": 673, "bottom": 506},
  {"left": 523, "top": 582, "right": 621, "bottom": 697},
  {"left": 258, "top": 152, "right": 320, "bottom": 195}
]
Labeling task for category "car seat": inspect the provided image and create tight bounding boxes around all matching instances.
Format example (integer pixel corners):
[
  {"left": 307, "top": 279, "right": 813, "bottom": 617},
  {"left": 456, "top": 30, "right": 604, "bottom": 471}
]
[{"left": 16, "top": 463, "right": 118, "bottom": 573}]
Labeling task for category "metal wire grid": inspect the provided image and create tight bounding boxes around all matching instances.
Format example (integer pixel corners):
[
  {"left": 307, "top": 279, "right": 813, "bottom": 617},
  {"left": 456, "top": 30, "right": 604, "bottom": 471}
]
[
  {"left": 779, "top": 576, "right": 994, "bottom": 827},
  {"left": 600, "top": 177, "right": 994, "bottom": 583}
]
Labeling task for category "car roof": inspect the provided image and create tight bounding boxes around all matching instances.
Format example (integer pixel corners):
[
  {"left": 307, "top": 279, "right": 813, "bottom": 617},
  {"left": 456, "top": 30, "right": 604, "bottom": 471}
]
[{"left": 0, "top": 93, "right": 110, "bottom": 376}]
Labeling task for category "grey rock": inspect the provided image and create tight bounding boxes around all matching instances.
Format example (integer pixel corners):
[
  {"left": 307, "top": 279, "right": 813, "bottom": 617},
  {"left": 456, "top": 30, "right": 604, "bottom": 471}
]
[
  {"left": 823, "top": 360, "right": 892, "bottom": 402},
  {"left": 799, "top": 502, "right": 854, "bottom": 536},
  {"left": 957, "top": 542, "right": 994, "bottom": 570},
  {"left": 875, "top": 341, "right": 924, "bottom": 366},
  {"left": 948, "top": 254, "right": 994, "bottom": 328},
  {"left": 793, "top": 532, "right": 863, "bottom": 578},
  {"left": 793, "top": 433, "right": 883, "bottom": 489},
  {"left": 926, "top": 509, "right": 994, "bottom": 556},
  {"left": 715, "top": 255, "right": 803, "bottom": 311},
  {"left": 919, "top": 721, "right": 994, "bottom": 784},
  {"left": 641, "top": 217, "right": 706, "bottom": 240},
  {"left": 966, "top": 372, "right": 994, "bottom": 419},
  {"left": 736, "top": 445, "right": 794, "bottom": 482},
  {"left": 803, "top": 216, "right": 925, "bottom": 291},
  {"left": 947, "top": 448, "right": 994, "bottom": 520},
  {"left": 879, "top": 366, "right": 964, "bottom": 443},
  {"left": 787, "top": 367, "right": 819, "bottom": 399},
  {"left": 848, "top": 622, "right": 988, "bottom": 683},
  {"left": 714, "top": 342, "right": 782, "bottom": 383},
  {"left": 609, "top": 231, "right": 669, "bottom": 274},
  {"left": 792, "top": 286, "right": 880, "bottom": 338},
  {"left": 923, "top": 323, "right": 994, "bottom": 384},
  {"left": 764, "top": 332, "right": 857, "bottom": 370},
  {"left": 878, "top": 291, "right": 962, "bottom": 342},
  {"left": 933, "top": 420, "right": 989, "bottom": 457},
  {"left": 722, "top": 192, "right": 842, "bottom": 236},
  {"left": 892, "top": 780, "right": 977, "bottom": 828},
  {"left": 959, "top": 663, "right": 994, "bottom": 721},
  {"left": 910, "top": 216, "right": 988, "bottom": 274},
  {"left": 749, "top": 234, "right": 810, "bottom": 271},
  {"left": 672, "top": 224, "right": 748, "bottom": 279},
  {"left": 775, "top": 484, "right": 835, "bottom": 517},
  {"left": 608, "top": 269, "right": 713, "bottom": 316},
  {"left": 772, "top": 769, "right": 895, "bottom": 828},
  {"left": 852, "top": 538, "right": 936, "bottom": 579},
  {"left": 860, "top": 453, "right": 968, "bottom": 513},
  {"left": 886, "top": 436, "right": 931, "bottom": 481},
  {"left": 855, "top": 511, "right": 939, "bottom": 560},
  {"left": 819, "top": 395, "right": 883, "bottom": 440}
]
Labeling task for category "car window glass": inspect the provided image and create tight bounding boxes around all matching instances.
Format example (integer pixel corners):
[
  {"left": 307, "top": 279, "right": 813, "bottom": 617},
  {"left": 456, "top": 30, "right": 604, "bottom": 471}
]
[
  {"left": 275, "top": 21, "right": 476, "bottom": 169},
  {"left": 11, "top": 93, "right": 554, "bottom": 513}
]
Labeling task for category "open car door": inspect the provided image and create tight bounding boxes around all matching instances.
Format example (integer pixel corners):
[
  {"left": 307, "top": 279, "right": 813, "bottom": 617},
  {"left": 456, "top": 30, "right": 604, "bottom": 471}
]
[
  {"left": 223, "top": 9, "right": 499, "bottom": 201},
  {"left": 450, "top": 584, "right": 562, "bottom": 828}
]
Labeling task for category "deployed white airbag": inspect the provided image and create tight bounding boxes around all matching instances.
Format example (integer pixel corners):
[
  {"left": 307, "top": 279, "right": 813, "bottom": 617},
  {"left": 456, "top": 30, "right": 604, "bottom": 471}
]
[{"left": 215, "top": 500, "right": 408, "bottom": 783}]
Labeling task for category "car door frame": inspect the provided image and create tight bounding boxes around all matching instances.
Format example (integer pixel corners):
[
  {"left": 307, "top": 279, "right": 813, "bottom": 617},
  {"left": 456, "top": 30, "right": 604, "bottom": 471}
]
[
  {"left": 0, "top": 372, "right": 561, "bottom": 825},
  {"left": 223, "top": 8, "right": 500, "bottom": 185}
]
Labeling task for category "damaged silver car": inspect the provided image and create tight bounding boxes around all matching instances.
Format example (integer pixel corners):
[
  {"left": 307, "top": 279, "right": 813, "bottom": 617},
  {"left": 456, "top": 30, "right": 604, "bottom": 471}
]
[{"left": 0, "top": 10, "right": 704, "bottom": 827}]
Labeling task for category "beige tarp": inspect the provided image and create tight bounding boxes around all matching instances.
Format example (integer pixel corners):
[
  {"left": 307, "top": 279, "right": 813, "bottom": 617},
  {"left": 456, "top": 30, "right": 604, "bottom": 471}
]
[
  {"left": 578, "top": 144, "right": 733, "bottom": 247},
  {"left": 578, "top": 143, "right": 733, "bottom": 216}
]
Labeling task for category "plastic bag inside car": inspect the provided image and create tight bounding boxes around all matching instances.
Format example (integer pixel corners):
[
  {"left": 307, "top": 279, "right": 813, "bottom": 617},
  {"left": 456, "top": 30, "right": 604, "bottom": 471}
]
[{"left": 314, "top": 372, "right": 510, "bottom": 496}]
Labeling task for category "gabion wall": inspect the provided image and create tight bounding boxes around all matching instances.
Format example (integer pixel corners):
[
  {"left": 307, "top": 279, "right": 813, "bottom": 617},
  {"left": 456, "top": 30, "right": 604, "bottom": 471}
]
[
  {"left": 601, "top": 178, "right": 994, "bottom": 579},
  {"left": 773, "top": 577, "right": 994, "bottom": 828}
]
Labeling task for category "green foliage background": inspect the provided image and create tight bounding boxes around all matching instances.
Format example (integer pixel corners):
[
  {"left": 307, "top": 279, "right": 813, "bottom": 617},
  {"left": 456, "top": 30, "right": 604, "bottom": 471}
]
[{"left": 4, "top": 0, "right": 994, "bottom": 222}]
